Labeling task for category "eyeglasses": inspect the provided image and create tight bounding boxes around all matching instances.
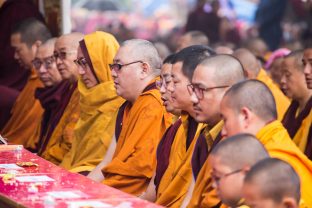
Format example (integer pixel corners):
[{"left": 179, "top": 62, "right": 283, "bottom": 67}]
[
  {"left": 187, "top": 84, "right": 229, "bottom": 100},
  {"left": 32, "top": 56, "right": 55, "bottom": 70},
  {"left": 211, "top": 169, "right": 243, "bottom": 187},
  {"left": 109, "top": 61, "right": 143, "bottom": 72},
  {"left": 156, "top": 76, "right": 172, "bottom": 89},
  {"left": 53, "top": 51, "right": 76, "bottom": 60},
  {"left": 74, "top": 57, "right": 88, "bottom": 68}
]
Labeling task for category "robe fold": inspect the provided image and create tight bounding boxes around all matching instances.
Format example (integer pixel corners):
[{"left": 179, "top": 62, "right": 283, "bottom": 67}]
[
  {"left": 102, "top": 78, "right": 172, "bottom": 196},
  {"left": 0, "top": 85, "right": 19, "bottom": 130},
  {"left": 155, "top": 114, "right": 204, "bottom": 207},
  {"left": 59, "top": 31, "right": 124, "bottom": 173},
  {"left": 256, "top": 120, "right": 312, "bottom": 207},
  {"left": 40, "top": 86, "right": 80, "bottom": 165},
  {"left": 1, "top": 69, "right": 43, "bottom": 146},
  {"left": 187, "top": 121, "right": 224, "bottom": 208},
  {"left": 256, "top": 69, "right": 290, "bottom": 120},
  {"left": 282, "top": 97, "right": 312, "bottom": 159}
]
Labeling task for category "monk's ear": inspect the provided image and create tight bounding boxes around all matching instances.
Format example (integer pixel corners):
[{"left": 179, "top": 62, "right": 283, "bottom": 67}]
[
  {"left": 140, "top": 62, "right": 151, "bottom": 79},
  {"left": 31, "top": 40, "right": 42, "bottom": 56},
  {"left": 281, "top": 197, "right": 298, "bottom": 208},
  {"left": 239, "top": 107, "right": 252, "bottom": 128}
]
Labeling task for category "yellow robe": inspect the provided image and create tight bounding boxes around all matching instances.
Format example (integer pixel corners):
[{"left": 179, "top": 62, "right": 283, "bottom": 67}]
[
  {"left": 256, "top": 69, "right": 290, "bottom": 120},
  {"left": 187, "top": 121, "right": 224, "bottom": 208},
  {"left": 2, "top": 68, "right": 43, "bottom": 147},
  {"left": 256, "top": 121, "right": 312, "bottom": 207},
  {"left": 102, "top": 79, "right": 172, "bottom": 196},
  {"left": 156, "top": 114, "right": 204, "bottom": 207},
  {"left": 60, "top": 31, "right": 124, "bottom": 173},
  {"left": 40, "top": 87, "right": 80, "bottom": 165}
]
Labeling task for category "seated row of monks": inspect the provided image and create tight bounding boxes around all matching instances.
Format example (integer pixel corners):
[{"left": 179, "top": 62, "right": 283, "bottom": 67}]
[{"left": 1, "top": 18, "right": 312, "bottom": 208}]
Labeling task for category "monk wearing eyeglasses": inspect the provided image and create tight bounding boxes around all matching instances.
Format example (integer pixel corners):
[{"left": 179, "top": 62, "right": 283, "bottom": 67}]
[
  {"left": 59, "top": 31, "right": 124, "bottom": 175},
  {"left": 186, "top": 55, "right": 245, "bottom": 208},
  {"left": 87, "top": 39, "right": 171, "bottom": 196},
  {"left": 220, "top": 79, "right": 312, "bottom": 207},
  {"left": 38, "top": 32, "right": 84, "bottom": 165},
  {"left": 140, "top": 45, "right": 213, "bottom": 207},
  {"left": 1, "top": 18, "right": 50, "bottom": 146}
]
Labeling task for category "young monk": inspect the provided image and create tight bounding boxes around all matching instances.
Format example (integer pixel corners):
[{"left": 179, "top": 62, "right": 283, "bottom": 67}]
[
  {"left": 220, "top": 79, "right": 312, "bottom": 207},
  {"left": 2, "top": 18, "right": 51, "bottom": 146},
  {"left": 142, "top": 45, "right": 214, "bottom": 207},
  {"left": 40, "top": 32, "right": 84, "bottom": 165},
  {"left": 186, "top": 55, "right": 246, "bottom": 208},
  {"left": 243, "top": 158, "right": 301, "bottom": 208},
  {"left": 303, "top": 48, "right": 312, "bottom": 89},
  {"left": 157, "top": 53, "right": 181, "bottom": 119},
  {"left": 233, "top": 48, "right": 290, "bottom": 120},
  {"left": 89, "top": 39, "right": 171, "bottom": 196},
  {"left": 209, "top": 133, "right": 269, "bottom": 208},
  {"left": 59, "top": 31, "right": 124, "bottom": 175},
  {"left": 281, "top": 50, "right": 312, "bottom": 159}
]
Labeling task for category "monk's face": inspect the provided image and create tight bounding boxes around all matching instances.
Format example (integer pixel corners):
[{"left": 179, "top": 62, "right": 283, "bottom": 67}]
[
  {"left": 111, "top": 45, "right": 142, "bottom": 101},
  {"left": 269, "top": 57, "right": 284, "bottom": 87},
  {"left": 54, "top": 36, "right": 79, "bottom": 82},
  {"left": 11, "top": 33, "right": 36, "bottom": 70},
  {"left": 191, "top": 65, "right": 226, "bottom": 125},
  {"left": 220, "top": 96, "right": 245, "bottom": 137},
  {"left": 280, "top": 57, "right": 309, "bottom": 100},
  {"left": 76, "top": 46, "right": 98, "bottom": 89},
  {"left": 159, "top": 63, "right": 176, "bottom": 113},
  {"left": 169, "top": 62, "right": 195, "bottom": 115},
  {"left": 243, "top": 182, "right": 291, "bottom": 208},
  {"left": 33, "top": 44, "right": 62, "bottom": 87},
  {"left": 303, "top": 48, "right": 312, "bottom": 89},
  {"left": 210, "top": 155, "right": 245, "bottom": 207}
]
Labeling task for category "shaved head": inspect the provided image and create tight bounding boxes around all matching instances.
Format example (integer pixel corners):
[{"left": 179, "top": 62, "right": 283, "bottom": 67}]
[
  {"left": 56, "top": 32, "right": 84, "bottom": 51},
  {"left": 233, "top": 48, "right": 261, "bottom": 78},
  {"left": 199, "top": 54, "right": 246, "bottom": 86},
  {"left": 284, "top": 50, "right": 304, "bottom": 71},
  {"left": 121, "top": 39, "right": 162, "bottom": 74},
  {"left": 244, "top": 158, "right": 301, "bottom": 204},
  {"left": 224, "top": 80, "right": 277, "bottom": 122},
  {"left": 211, "top": 134, "right": 269, "bottom": 170},
  {"left": 42, "top": 37, "right": 56, "bottom": 48}
]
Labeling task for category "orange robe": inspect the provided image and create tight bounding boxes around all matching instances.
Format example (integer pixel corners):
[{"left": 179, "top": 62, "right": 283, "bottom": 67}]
[
  {"left": 256, "top": 120, "right": 312, "bottom": 207},
  {"left": 1, "top": 68, "right": 43, "bottom": 147},
  {"left": 39, "top": 87, "right": 80, "bottom": 165},
  {"left": 59, "top": 31, "right": 124, "bottom": 173},
  {"left": 102, "top": 80, "right": 172, "bottom": 196},
  {"left": 187, "top": 122, "right": 224, "bottom": 208},
  {"left": 155, "top": 114, "right": 204, "bottom": 207},
  {"left": 256, "top": 69, "right": 290, "bottom": 120}
]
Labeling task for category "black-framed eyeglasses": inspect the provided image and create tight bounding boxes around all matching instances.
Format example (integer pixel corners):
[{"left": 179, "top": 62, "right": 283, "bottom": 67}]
[
  {"left": 109, "top": 60, "right": 143, "bottom": 72},
  {"left": 32, "top": 56, "right": 55, "bottom": 70},
  {"left": 53, "top": 51, "right": 76, "bottom": 60},
  {"left": 187, "top": 84, "right": 229, "bottom": 100},
  {"left": 74, "top": 57, "right": 88, "bottom": 68},
  {"left": 211, "top": 169, "right": 243, "bottom": 186}
]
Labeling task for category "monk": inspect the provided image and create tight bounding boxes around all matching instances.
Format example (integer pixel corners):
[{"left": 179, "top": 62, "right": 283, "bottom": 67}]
[
  {"left": 303, "top": 48, "right": 312, "bottom": 89},
  {"left": 1, "top": 18, "right": 51, "bottom": 146},
  {"left": 156, "top": 53, "right": 181, "bottom": 118},
  {"left": 89, "top": 39, "right": 172, "bottom": 196},
  {"left": 220, "top": 79, "right": 312, "bottom": 207},
  {"left": 59, "top": 31, "right": 124, "bottom": 175},
  {"left": 233, "top": 48, "right": 290, "bottom": 120},
  {"left": 281, "top": 50, "right": 312, "bottom": 159},
  {"left": 176, "top": 31, "right": 209, "bottom": 52},
  {"left": 243, "top": 158, "right": 301, "bottom": 208},
  {"left": 209, "top": 133, "right": 269, "bottom": 208},
  {"left": 26, "top": 38, "right": 66, "bottom": 151},
  {"left": 40, "top": 32, "right": 84, "bottom": 165},
  {"left": 186, "top": 55, "right": 246, "bottom": 208},
  {"left": 141, "top": 45, "right": 213, "bottom": 206}
]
